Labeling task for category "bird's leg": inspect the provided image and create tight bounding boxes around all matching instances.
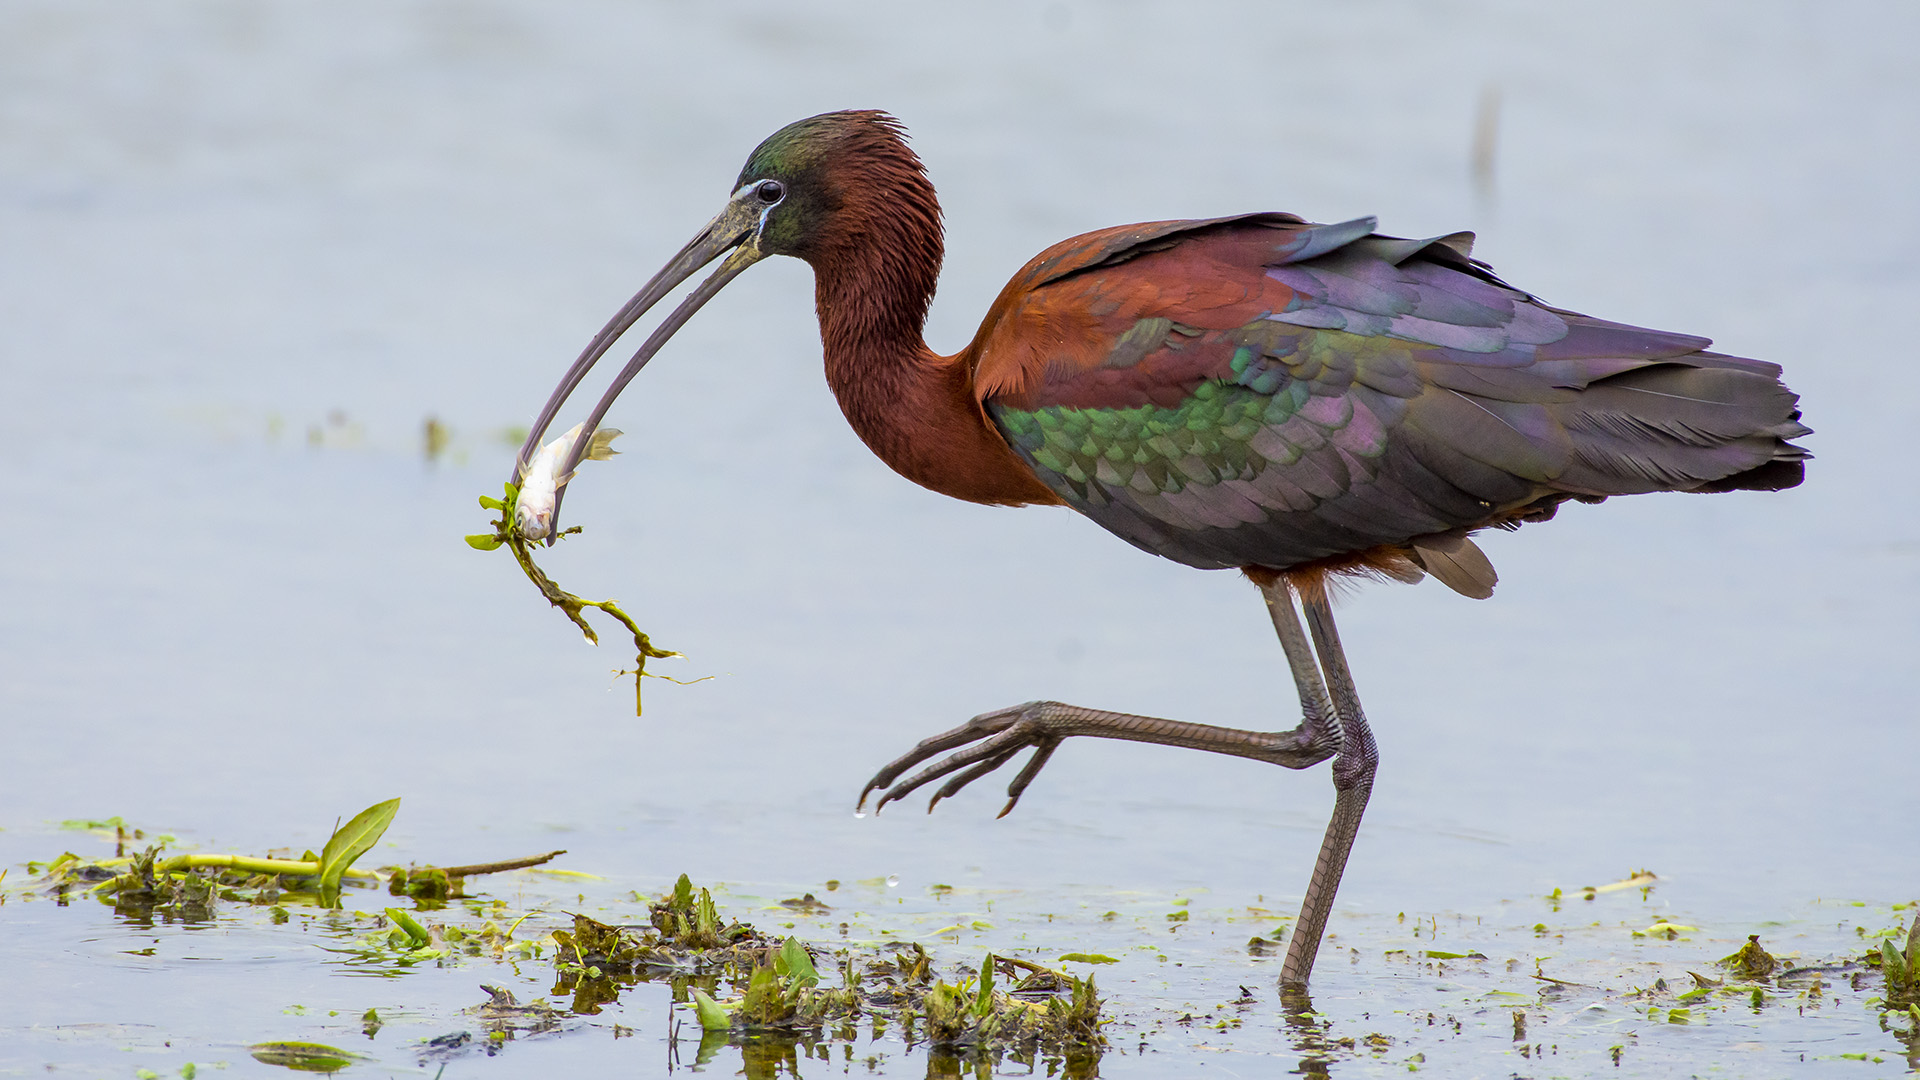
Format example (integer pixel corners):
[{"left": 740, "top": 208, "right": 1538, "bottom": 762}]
[
  {"left": 1278, "top": 592, "right": 1377, "bottom": 990},
  {"left": 1260, "top": 580, "right": 1340, "bottom": 758},
  {"left": 857, "top": 581, "right": 1340, "bottom": 816},
  {"left": 856, "top": 583, "right": 1373, "bottom": 991}
]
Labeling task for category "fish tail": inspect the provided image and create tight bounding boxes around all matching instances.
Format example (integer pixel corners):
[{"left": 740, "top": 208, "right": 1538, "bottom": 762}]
[{"left": 585, "top": 427, "right": 624, "bottom": 461}]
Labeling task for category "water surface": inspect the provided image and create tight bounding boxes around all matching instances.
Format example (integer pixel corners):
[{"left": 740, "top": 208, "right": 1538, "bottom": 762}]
[{"left": 2, "top": 1, "right": 1916, "bottom": 1075}]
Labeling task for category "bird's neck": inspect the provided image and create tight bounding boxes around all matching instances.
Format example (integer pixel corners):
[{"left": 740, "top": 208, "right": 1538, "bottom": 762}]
[{"left": 808, "top": 210, "right": 1060, "bottom": 507}]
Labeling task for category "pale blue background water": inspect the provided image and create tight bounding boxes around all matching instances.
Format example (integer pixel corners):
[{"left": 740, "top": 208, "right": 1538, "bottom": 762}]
[{"left": 1, "top": 1, "right": 1915, "bottom": 1074}]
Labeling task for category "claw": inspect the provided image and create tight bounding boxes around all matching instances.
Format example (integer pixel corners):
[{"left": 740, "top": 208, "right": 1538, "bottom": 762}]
[
  {"left": 1005, "top": 740, "right": 1057, "bottom": 805},
  {"left": 850, "top": 708, "right": 1048, "bottom": 820},
  {"left": 854, "top": 703, "right": 1083, "bottom": 825}
]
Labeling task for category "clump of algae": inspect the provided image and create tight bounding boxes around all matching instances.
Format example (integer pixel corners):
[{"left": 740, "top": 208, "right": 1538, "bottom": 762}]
[
  {"left": 551, "top": 873, "right": 1104, "bottom": 1063},
  {"left": 1719, "top": 934, "right": 1778, "bottom": 979}
]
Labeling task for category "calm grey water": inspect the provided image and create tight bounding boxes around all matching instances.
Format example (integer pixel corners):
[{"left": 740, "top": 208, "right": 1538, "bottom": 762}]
[{"left": 2, "top": 1, "right": 1915, "bottom": 1075}]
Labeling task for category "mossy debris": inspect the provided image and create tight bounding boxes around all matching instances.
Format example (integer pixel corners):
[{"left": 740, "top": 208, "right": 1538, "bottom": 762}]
[
  {"left": 553, "top": 874, "right": 768, "bottom": 977},
  {"left": 1720, "top": 934, "right": 1778, "bottom": 979},
  {"left": 551, "top": 874, "right": 1104, "bottom": 1063}
]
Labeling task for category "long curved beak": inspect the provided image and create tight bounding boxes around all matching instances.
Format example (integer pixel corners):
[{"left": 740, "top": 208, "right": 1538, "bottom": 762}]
[{"left": 513, "top": 189, "right": 771, "bottom": 534}]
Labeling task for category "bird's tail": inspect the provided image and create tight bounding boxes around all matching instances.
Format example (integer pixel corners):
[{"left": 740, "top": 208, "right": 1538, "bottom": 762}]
[{"left": 1551, "top": 351, "right": 1811, "bottom": 498}]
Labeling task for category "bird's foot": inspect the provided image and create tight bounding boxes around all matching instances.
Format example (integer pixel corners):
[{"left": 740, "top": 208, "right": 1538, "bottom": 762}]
[
  {"left": 857, "top": 701, "right": 1066, "bottom": 819},
  {"left": 857, "top": 699, "right": 1342, "bottom": 819}
]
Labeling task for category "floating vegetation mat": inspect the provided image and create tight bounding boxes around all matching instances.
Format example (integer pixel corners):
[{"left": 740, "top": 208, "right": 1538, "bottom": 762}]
[
  {"left": 548, "top": 875, "right": 1103, "bottom": 1073},
  {"left": 2, "top": 816, "right": 1915, "bottom": 1076}
]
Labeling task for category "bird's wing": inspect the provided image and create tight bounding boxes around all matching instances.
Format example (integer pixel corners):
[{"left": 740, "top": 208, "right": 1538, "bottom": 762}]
[{"left": 972, "top": 217, "right": 1806, "bottom": 591}]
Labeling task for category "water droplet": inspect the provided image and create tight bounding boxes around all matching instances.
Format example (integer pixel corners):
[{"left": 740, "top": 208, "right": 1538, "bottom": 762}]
[
  {"left": 853, "top": 810, "right": 866, "bottom": 819},
  {"left": 886, "top": 875, "right": 900, "bottom": 888}
]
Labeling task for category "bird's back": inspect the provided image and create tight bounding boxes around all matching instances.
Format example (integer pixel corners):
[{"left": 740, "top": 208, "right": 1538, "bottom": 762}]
[{"left": 970, "top": 214, "right": 1809, "bottom": 595}]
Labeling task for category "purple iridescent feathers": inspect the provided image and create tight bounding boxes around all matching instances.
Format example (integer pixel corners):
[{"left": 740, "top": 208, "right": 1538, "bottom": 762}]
[{"left": 982, "top": 216, "right": 1808, "bottom": 596}]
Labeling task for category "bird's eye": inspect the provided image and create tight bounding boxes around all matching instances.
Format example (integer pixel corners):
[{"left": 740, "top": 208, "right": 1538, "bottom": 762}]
[{"left": 755, "top": 180, "right": 785, "bottom": 204}]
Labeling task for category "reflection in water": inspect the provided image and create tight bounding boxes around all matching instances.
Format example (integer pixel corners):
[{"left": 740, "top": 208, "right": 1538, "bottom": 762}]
[
  {"left": 555, "top": 969, "right": 625, "bottom": 1016},
  {"left": 1894, "top": 1017, "right": 1920, "bottom": 1073},
  {"left": 1280, "top": 986, "right": 1335, "bottom": 1077}
]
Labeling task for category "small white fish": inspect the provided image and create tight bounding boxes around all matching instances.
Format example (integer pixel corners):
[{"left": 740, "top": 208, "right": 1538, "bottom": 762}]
[{"left": 514, "top": 422, "right": 622, "bottom": 540}]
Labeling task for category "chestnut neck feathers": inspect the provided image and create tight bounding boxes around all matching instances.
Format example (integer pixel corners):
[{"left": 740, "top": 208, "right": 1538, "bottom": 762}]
[{"left": 781, "top": 113, "right": 1058, "bottom": 507}]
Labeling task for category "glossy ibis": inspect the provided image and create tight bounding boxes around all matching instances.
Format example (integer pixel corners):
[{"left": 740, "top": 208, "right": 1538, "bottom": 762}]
[{"left": 517, "top": 110, "right": 1807, "bottom": 989}]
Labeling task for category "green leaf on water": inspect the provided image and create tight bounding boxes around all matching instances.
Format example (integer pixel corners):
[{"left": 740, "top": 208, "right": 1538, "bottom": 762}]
[
  {"left": 385, "top": 907, "right": 430, "bottom": 947},
  {"left": 317, "top": 798, "right": 400, "bottom": 907},
  {"left": 778, "top": 937, "right": 819, "bottom": 987},
  {"left": 248, "top": 1042, "right": 364, "bottom": 1071},
  {"left": 1058, "top": 953, "right": 1119, "bottom": 964},
  {"left": 60, "top": 816, "right": 129, "bottom": 831},
  {"left": 973, "top": 952, "right": 995, "bottom": 1016},
  {"left": 465, "top": 533, "right": 502, "bottom": 550},
  {"left": 690, "top": 988, "right": 732, "bottom": 1031}
]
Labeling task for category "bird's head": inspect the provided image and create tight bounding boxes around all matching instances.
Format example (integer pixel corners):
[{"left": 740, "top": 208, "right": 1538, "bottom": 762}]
[{"left": 512, "top": 110, "right": 929, "bottom": 536}]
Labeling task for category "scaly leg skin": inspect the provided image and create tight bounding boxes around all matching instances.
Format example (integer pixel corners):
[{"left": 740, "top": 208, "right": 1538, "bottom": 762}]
[
  {"left": 855, "top": 581, "right": 1377, "bottom": 993},
  {"left": 857, "top": 581, "right": 1340, "bottom": 817},
  {"left": 1278, "top": 594, "right": 1376, "bottom": 992}
]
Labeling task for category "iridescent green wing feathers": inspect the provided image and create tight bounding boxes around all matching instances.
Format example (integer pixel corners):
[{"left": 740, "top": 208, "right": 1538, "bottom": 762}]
[{"left": 978, "top": 218, "right": 1808, "bottom": 591}]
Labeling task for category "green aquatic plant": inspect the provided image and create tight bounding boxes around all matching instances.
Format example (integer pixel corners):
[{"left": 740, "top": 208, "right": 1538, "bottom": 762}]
[
  {"left": 551, "top": 875, "right": 769, "bottom": 980},
  {"left": 684, "top": 937, "right": 853, "bottom": 1032},
  {"left": 468, "top": 482, "right": 683, "bottom": 715},
  {"left": 918, "top": 952, "right": 1103, "bottom": 1052},
  {"left": 653, "top": 873, "right": 761, "bottom": 950},
  {"left": 1864, "top": 914, "right": 1920, "bottom": 1004},
  {"left": 247, "top": 1042, "right": 366, "bottom": 1071},
  {"left": 316, "top": 798, "right": 401, "bottom": 906},
  {"left": 29, "top": 799, "right": 565, "bottom": 919},
  {"left": 552, "top": 876, "right": 1104, "bottom": 1059},
  {"left": 385, "top": 907, "right": 431, "bottom": 948},
  {"left": 84, "top": 798, "right": 399, "bottom": 911}
]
